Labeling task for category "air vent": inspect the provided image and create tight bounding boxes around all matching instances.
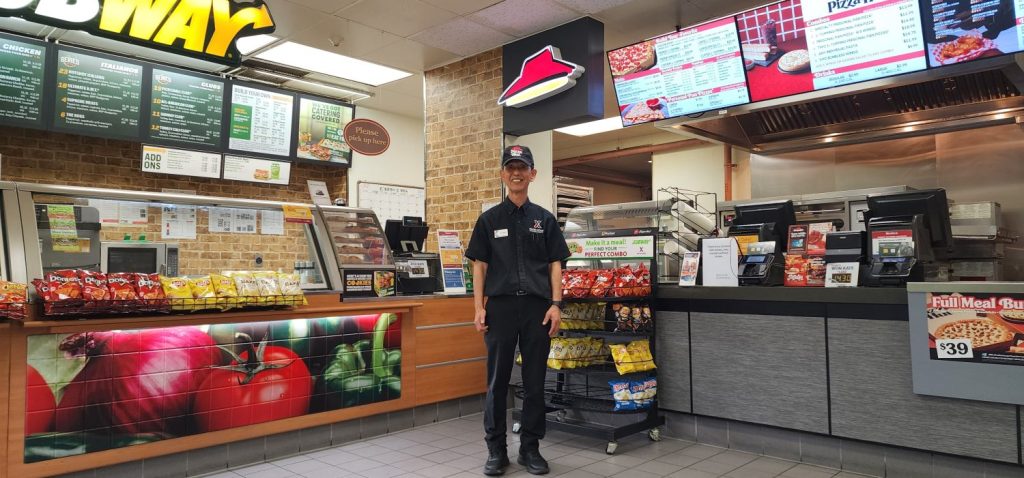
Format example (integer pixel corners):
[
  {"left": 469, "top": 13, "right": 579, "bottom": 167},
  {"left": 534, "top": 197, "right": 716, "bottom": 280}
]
[{"left": 241, "top": 58, "right": 309, "bottom": 78}]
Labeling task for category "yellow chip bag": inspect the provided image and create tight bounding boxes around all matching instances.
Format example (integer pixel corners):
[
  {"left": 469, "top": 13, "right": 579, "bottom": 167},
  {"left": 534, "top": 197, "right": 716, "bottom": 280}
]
[
  {"left": 254, "top": 271, "right": 282, "bottom": 305},
  {"left": 627, "top": 340, "right": 656, "bottom": 372},
  {"left": 210, "top": 273, "right": 239, "bottom": 310},
  {"left": 229, "top": 271, "right": 260, "bottom": 305},
  {"left": 188, "top": 276, "right": 217, "bottom": 310},
  {"left": 548, "top": 338, "right": 568, "bottom": 370},
  {"left": 610, "top": 344, "right": 635, "bottom": 375},
  {"left": 277, "top": 272, "right": 307, "bottom": 306},
  {"left": 160, "top": 276, "right": 194, "bottom": 311}
]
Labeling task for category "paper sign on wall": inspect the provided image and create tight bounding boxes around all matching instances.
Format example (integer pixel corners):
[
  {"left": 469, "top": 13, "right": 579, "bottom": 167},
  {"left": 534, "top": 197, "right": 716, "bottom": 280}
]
[
  {"left": 208, "top": 207, "right": 234, "bottom": 233},
  {"left": 437, "top": 230, "right": 467, "bottom": 294},
  {"left": 161, "top": 205, "right": 197, "bottom": 240},
  {"left": 118, "top": 202, "right": 149, "bottom": 225},
  {"left": 701, "top": 237, "right": 739, "bottom": 287},
  {"left": 46, "top": 205, "right": 80, "bottom": 252},
  {"left": 283, "top": 205, "right": 313, "bottom": 223},
  {"left": 307, "top": 180, "right": 332, "bottom": 206},
  {"left": 260, "top": 210, "right": 284, "bottom": 235}
]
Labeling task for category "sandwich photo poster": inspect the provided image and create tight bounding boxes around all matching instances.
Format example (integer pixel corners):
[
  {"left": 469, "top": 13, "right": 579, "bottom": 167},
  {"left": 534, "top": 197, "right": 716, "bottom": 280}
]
[
  {"left": 926, "top": 292, "right": 1024, "bottom": 366},
  {"left": 23, "top": 315, "right": 402, "bottom": 462},
  {"left": 296, "top": 97, "right": 354, "bottom": 166}
]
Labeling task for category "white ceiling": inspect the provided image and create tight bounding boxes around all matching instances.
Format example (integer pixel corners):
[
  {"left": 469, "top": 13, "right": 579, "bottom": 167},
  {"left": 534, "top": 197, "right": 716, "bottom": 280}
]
[{"left": 0, "top": 0, "right": 767, "bottom": 119}]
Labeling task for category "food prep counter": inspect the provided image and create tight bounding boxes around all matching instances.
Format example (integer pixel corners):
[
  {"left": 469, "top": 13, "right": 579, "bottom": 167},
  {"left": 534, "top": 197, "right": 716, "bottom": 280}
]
[{"left": 656, "top": 285, "right": 1023, "bottom": 469}]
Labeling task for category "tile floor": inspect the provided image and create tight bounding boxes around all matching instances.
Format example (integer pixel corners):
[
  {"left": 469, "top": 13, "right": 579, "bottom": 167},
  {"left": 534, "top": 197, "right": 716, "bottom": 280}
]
[{"left": 201, "top": 414, "right": 868, "bottom": 478}]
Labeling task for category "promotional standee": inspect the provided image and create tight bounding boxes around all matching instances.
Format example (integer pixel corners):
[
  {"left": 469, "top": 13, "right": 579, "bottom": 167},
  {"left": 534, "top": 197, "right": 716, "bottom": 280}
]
[
  {"left": 926, "top": 292, "right": 1024, "bottom": 365},
  {"left": 513, "top": 228, "right": 663, "bottom": 456},
  {"left": 24, "top": 314, "right": 402, "bottom": 463}
]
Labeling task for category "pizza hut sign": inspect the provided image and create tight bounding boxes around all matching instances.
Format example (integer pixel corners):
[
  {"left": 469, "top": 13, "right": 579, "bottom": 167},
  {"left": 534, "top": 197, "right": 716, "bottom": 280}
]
[
  {"left": 343, "top": 119, "right": 390, "bottom": 156},
  {"left": 498, "top": 46, "right": 584, "bottom": 108}
]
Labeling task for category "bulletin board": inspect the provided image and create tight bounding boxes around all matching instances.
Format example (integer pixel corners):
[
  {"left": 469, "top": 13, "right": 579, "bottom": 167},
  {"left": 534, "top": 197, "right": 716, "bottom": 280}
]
[{"left": 356, "top": 181, "right": 426, "bottom": 225}]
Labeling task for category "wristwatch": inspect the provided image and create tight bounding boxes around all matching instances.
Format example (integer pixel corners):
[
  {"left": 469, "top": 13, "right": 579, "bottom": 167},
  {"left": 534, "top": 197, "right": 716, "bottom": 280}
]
[{"left": 550, "top": 300, "right": 564, "bottom": 310}]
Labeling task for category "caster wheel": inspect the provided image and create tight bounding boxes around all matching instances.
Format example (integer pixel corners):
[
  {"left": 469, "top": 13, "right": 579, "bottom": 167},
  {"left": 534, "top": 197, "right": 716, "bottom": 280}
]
[
  {"left": 648, "top": 428, "right": 662, "bottom": 441},
  {"left": 512, "top": 422, "right": 522, "bottom": 434},
  {"left": 605, "top": 442, "right": 618, "bottom": 455},
  {"left": 555, "top": 410, "right": 567, "bottom": 422}
]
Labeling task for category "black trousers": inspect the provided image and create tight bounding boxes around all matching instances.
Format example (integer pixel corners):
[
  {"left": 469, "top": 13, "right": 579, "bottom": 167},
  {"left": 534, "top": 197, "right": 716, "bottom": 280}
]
[{"left": 483, "top": 295, "right": 551, "bottom": 452}]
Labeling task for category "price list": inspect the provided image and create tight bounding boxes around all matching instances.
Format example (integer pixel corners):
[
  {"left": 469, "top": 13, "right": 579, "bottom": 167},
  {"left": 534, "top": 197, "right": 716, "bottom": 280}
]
[
  {"left": 150, "top": 69, "right": 224, "bottom": 147},
  {"left": 53, "top": 49, "right": 143, "bottom": 137},
  {"left": 803, "top": 0, "right": 926, "bottom": 89},
  {"left": 0, "top": 35, "right": 46, "bottom": 126},
  {"left": 228, "top": 84, "right": 294, "bottom": 157},
  {"left": 656, "top": 17, "right": 748, "bottom": 116}
]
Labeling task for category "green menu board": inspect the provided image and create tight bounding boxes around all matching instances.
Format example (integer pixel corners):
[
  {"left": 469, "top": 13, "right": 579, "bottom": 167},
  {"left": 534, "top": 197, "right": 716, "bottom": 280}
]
[
  {"left": 0, "top": 34, "right": 46, "bottom": 127},
  {"left": 53, "top": 49, "right": 143, "bottom": 138},
  {"left": 149, "top": 68, "right": 224, "bottom": 148}
]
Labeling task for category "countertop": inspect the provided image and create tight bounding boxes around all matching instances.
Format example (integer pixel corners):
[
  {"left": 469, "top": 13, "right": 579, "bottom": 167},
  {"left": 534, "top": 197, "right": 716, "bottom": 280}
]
[{"left": 658, "top": 285, "right": 908, "bottom": 305}]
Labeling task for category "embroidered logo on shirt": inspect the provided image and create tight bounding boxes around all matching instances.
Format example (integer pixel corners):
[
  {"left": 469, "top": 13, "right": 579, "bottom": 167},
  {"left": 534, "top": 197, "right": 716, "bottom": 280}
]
[{"left": 529, "top": 219, "right": 544, "bottom": 233}]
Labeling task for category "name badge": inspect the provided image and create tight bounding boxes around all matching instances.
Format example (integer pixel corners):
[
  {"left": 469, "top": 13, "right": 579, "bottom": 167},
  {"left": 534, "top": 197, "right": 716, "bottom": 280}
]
[{"left": 494, "top": 229, "right": 509, "bottom": 238}]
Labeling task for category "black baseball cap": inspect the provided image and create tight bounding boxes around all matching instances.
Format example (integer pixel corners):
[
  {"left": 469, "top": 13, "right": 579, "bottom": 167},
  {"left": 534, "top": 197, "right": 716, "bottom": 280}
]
[{"left": 501, "top": 145, "right": 534, "bottom": 168}]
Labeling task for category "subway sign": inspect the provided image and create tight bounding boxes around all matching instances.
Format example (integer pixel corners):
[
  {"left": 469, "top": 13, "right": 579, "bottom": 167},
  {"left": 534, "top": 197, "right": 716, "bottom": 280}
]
[{"left": 0, "top": 0, "right": 275, "bottom": 65}]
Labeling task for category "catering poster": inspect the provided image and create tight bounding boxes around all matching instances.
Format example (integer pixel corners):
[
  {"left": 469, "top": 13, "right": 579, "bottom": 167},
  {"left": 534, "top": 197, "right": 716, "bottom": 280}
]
[
  {"left": 738, "top": 0, "right": 927, "bottom": 102},
  {"left": 921, "top": 0, "right": 1022, "bottom": 67},
  {"left": 53, "top": 49, "right": 143, "bottom": 138},
  {"left": 0, "top": 34, "right": 46, "bottom": 127},
  {"left": 609, "top": 16, "right": 749, "bottom": 125},
  {"left": 296, "top": 97, "right": 354, "bottom": 165},
  {"left": 228, "top": 84, "right": 294, "bottom": 157},
  {"left": 926, "top": 292, "right": 1024, "bottom": 365},
  {"left": 149, "top": 68, "right": 224, "bottom": 148}
]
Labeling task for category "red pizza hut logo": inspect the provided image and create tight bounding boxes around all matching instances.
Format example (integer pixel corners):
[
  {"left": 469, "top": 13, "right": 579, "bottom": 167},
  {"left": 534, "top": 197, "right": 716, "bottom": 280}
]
[
  {"left": 498, "top": 45, "right": 584, "bottom": 108},
  {"left": 510, "top": 146, "right": 524, "bottom": 157}
]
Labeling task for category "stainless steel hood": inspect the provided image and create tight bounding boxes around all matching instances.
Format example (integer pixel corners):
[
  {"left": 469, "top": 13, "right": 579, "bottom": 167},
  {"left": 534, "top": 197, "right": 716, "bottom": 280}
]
[{"left": 657, "top": 54, "right": 1024, "bottom": 154}]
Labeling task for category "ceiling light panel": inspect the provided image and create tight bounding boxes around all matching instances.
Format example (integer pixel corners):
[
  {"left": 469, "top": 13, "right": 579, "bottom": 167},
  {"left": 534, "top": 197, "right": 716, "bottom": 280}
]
[
  {"left": 469, "top": 0, "right": 579, "bottom": 37},
  {"left": 236, "top": 34, "right": 278, "bottom": 55},
  {"left": 255, "top": 41, "right": 412, "bottom": 86},
  {"left": 554, "top": 117, "right": 624, "bottom": 136}
]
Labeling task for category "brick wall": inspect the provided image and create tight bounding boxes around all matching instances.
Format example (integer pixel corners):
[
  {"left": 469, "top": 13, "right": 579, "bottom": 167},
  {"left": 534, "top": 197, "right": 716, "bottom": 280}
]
[
  {"left": 423, "top": 48, "right": 504, "bottom": 252},
  {"left": 0, "top": 126, "right": 346, "bottom": 274}
]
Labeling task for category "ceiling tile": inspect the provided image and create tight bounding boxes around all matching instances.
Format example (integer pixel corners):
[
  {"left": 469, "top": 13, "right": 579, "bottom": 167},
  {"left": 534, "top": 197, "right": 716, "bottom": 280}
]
[
  {"left": 421, "top": 0, "right": 504, "bottom": 15},
  {"left": 336, "top": 0, "right": 459, "bottom": 37},
  {"left": 286, "top": 16, "right": 402, "bottom": 58},
  {"left": 261, "top": 0, "right": 326, "bottom": 38},
  {"left": 552, "top": 0, "right": 635, "bottom": 14},
  {"left": 361, "top": 38, "right": 460, "bottom": 72},
  {"left": 468, "top": 0, "right": 580, "bottom": 37},
  {"left": 285, "top": 0, "right": 359, "bottom": 13},
  {"left": 410, "top": 17, "right": 514, "bottom": 57}
]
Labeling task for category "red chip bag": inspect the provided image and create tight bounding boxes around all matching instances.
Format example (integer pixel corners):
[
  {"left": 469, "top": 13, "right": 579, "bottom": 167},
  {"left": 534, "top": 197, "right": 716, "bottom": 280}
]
[
  {"left": 134, "top": 273, "right": 166, "bottom": 300},
  {"left": 32, "top": 279, "right": 54, "bottom": 302},
  {"left": 46, "top": 270, "right": 82, "bottom": 301},
  {"left": 613, "top": 265, "right": 637, "bottom": 298},
  {"left": 564, "top": 270, "right": 596, "bottom": 298},
  {"left": 107, "top": 273, "right": 139, "bottom": 302},
  {"left": 634, "top": 263, "right": 651, "bottom": 297},
  {"left": 590, "top": 270, "right": 616, "bottom": 298},
  {"left": 78, "top": 270, "right": 110, "bottom": 302}
]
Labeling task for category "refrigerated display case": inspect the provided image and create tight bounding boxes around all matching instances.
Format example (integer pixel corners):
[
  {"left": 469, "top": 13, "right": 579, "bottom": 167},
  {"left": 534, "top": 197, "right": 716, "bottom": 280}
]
[{"left": 315, "top": 205, "right": 394, "bottom": 271}]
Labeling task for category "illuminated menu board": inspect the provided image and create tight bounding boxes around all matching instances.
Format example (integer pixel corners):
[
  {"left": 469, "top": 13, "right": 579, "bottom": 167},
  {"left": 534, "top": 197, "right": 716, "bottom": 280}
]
[
  {"left": 738, "top": 0, "right": 927, "bottom": 102},
  {"left": 922, "top": 0, "right": 1023, "bottom": 67},
  {"left": 609, "top": 16, "right": 749, "bottom": 126},
  {"left": 53, "top": 49, "right": 143, "bottom": 138},
  {"left": 228, "top": 84, "right": 294, "bottom": 158},
  {"left": 0, "top": 34, "right": 46, "bottom": 128},
  {"left": 148, "top": 68, "right": 224, "bottom": 148}
]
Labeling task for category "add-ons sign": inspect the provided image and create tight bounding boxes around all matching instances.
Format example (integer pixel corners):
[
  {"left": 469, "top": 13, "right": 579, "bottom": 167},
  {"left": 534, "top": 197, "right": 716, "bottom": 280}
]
[{"left": 0, "top": 0, "right": 275, "bottom": 65}]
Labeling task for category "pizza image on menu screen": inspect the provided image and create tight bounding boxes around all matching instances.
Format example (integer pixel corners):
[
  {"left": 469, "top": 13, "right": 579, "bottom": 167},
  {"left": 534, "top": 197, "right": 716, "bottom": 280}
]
[{"left": 920, "top": 0, "right": 1020, "bottom": 67}]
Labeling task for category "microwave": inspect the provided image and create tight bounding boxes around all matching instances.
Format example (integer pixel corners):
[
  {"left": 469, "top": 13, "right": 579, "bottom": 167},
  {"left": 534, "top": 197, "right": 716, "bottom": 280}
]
[{"left": 101, "top": 242, "right": 179, "bottom": 275}]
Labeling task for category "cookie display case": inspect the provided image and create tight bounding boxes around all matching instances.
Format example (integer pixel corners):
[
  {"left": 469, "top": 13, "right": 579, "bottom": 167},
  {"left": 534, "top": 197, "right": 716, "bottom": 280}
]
[
  {"left": 314, "top": 205, "right": 395, "bottom": 271},
  {"left": 511, "top": 228, "right": 664, "bottom": 455}
]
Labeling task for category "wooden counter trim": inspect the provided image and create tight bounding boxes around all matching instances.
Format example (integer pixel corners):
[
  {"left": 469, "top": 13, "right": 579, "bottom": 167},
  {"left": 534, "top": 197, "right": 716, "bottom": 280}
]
[
  {"left": 414, "top": 297, "right": 474, "bottom": 327},
  {"left": 6, "top": 302, "right": 421, "bottom": 478},
  {"left": 414, "top": 360, "right": 487, "bottom": 406},
  {"left": 414, "top": 324, "right": 486, "bottom": 366}
]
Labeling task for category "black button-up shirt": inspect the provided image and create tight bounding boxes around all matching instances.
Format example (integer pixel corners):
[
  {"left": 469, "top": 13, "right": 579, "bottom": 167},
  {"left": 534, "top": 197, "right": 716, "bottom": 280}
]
[{"left": 465, "top": 197, "right": 571, "bottom": 299}]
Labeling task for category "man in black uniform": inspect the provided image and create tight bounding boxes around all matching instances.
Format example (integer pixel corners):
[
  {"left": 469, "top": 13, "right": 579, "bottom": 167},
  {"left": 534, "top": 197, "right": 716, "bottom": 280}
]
[{"left": 465, "top": 145, "right": 571, "bottom": 476}]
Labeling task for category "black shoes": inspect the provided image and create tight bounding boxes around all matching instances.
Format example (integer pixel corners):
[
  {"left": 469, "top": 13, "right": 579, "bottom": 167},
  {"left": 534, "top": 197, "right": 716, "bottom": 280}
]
[
  {"left": 483, "top": 446, "right": 510, "bottom": 476},
  {"left": 517, "top": 449, "right": 550, "bottom": 475}
]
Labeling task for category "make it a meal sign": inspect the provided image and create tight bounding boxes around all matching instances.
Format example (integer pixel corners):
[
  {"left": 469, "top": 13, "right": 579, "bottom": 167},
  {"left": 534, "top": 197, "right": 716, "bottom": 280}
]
[
  {"left": 0, "top": 0, "right": 275, "bottom": 65},
  {"left": 498, "top": 46, "right": 584, "bottom": 108},
  {"left": 566, "top": 236, "right": 654, "bottom": 261}
]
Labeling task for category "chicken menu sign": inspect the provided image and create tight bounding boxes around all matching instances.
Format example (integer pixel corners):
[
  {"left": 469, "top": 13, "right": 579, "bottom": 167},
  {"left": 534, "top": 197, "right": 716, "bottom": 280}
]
[
  {"left": 501, "top": 17, "right": 604, "bottom": 136},
  {"left": 0, "top": 0, "right": 275, "bottom": 65}
]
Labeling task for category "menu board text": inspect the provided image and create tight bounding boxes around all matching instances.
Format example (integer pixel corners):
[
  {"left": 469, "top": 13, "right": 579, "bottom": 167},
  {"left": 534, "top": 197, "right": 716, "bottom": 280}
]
[
  {"left": 149, "top": 69, "right": 224, "bottom": 148},
  {"left": 53, "top": 50, "right": 142, "bottom": 138},
  {"left": 0, "top": 34, "right": 46, "bottom": 127}
]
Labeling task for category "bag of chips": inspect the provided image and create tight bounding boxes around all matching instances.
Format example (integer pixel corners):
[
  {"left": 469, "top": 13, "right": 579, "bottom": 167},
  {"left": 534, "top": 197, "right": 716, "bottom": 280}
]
[
  {"left": 160, "top": 276, "right": 194, "bottom": 311},
  {"left": 634, "top": 263, "right": 652, "bottom": 296},
  {"left": 46, "top": 269, "right": 82, "bottom": 301},
  {"left": 210, "top": 274, "right": 240, "bottom": 310},
  {"left": 254, "top": 271, "right": 282, "bottom": 305},
  {"left": 613, "top": 265, "right": 637, "bottom": 298},
  {"left": 610, "top": 344, "right": 635, "bottom": 375},
  {"left": 229, "top": 272, "right": 261, "bottom": 305},
  {"left": 276, "top": 272, "right": 307, "bottom": 306},
  {"left": 562, "top": 270, "right": 595, "bottom": 299},
  {"left": 134, "top": 273, "right": 167, "bottom": 311},
  {"left": 78, "top": 270, "right": 110, "bottom": 303},
  {"left": 590, "top": 270, "right": 615, "bottom": 298},
  {"left": 106, "top": 273, "right": 139, "bottom": 302},
  {"left": 631, "top": 377, "right": 657, "bottom": 409},
  {"left": 0, "top": 281, "right": 27, "bottom": 315},
  {"left": 627, "top": 340, "right": 656, "bottom": 372},
  {"left": 610, "top": 379, "right": 636, "bottom": 411},
  {"left": 547, "top": 338, "right": 569, "bottom": 369},
  {"left": 188, "top": 276, "right": 217, "bottom": 310}
]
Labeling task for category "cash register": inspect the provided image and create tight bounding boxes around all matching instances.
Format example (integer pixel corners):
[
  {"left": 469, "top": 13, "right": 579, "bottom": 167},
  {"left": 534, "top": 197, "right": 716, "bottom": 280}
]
[
  {"left": 385, "top": 216, "right": 443, "bottom": 295},
  {"left": 864, "top": 188, "right": 953, "bottom": 286},
  {"left": 728, "top": 200, "right": 795, "bottom": 286}
]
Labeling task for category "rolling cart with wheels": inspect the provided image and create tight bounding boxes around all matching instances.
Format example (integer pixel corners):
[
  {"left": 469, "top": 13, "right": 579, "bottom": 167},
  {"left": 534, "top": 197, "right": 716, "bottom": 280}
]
[{"left": 511, "top": 228, "right": 663, "bottom": 455}]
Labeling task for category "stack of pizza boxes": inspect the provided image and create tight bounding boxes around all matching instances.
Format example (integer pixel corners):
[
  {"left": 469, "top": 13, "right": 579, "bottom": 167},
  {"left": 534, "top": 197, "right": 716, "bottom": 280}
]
[{"left": 784, "top": 223, "right": 833, "bottom": 287}]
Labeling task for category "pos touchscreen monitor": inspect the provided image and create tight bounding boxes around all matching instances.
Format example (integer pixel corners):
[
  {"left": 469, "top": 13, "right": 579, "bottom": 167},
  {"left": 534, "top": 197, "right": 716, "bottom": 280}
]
[
  {"left": 385, "top": 216, "right": 429, "bottom": 254},
  {"left": 733, "top": 200, "right": 796, "bottom": 243},
  {"left": 866, "top": 188, "right": 953, "bottom": 250}
]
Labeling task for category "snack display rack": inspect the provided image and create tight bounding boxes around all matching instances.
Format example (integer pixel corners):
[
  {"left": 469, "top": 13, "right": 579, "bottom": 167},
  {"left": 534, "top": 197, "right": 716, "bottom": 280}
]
[
  {"left": 511, "top": 228, "right": 663, "bottom": 455},
  {"left": 656, "top": 187, "right": 718, "bottom": 284},
  {"left": 35, "top": 295, "right": 304, "bottom": 317}
]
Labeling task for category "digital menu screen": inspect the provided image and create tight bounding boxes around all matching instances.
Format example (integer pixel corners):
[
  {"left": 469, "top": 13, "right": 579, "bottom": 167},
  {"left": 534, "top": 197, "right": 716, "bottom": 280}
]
[
  {"left": 609, "top": 16, "right": 749, "bottom": 126},
  {"left": 148, "top": 68, "right": 224, "bottom": 148},
  {"left": 0, "top": 34, "right": 46, "bottom": 128},
  {"left": 295, "top": 96, "right": 354, "bottom": 165},
  {"left": 922, "top": 0, "right": 1023, "bottom": 67},
  {"left": 228, "top": 84, "right": 294, "bottom": 158},
  {"left": 739, "top": 0, "right": 927, "bottom": 102},
  {"left": 53, "top": 49, "right": 143, "bottom": 138}
]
